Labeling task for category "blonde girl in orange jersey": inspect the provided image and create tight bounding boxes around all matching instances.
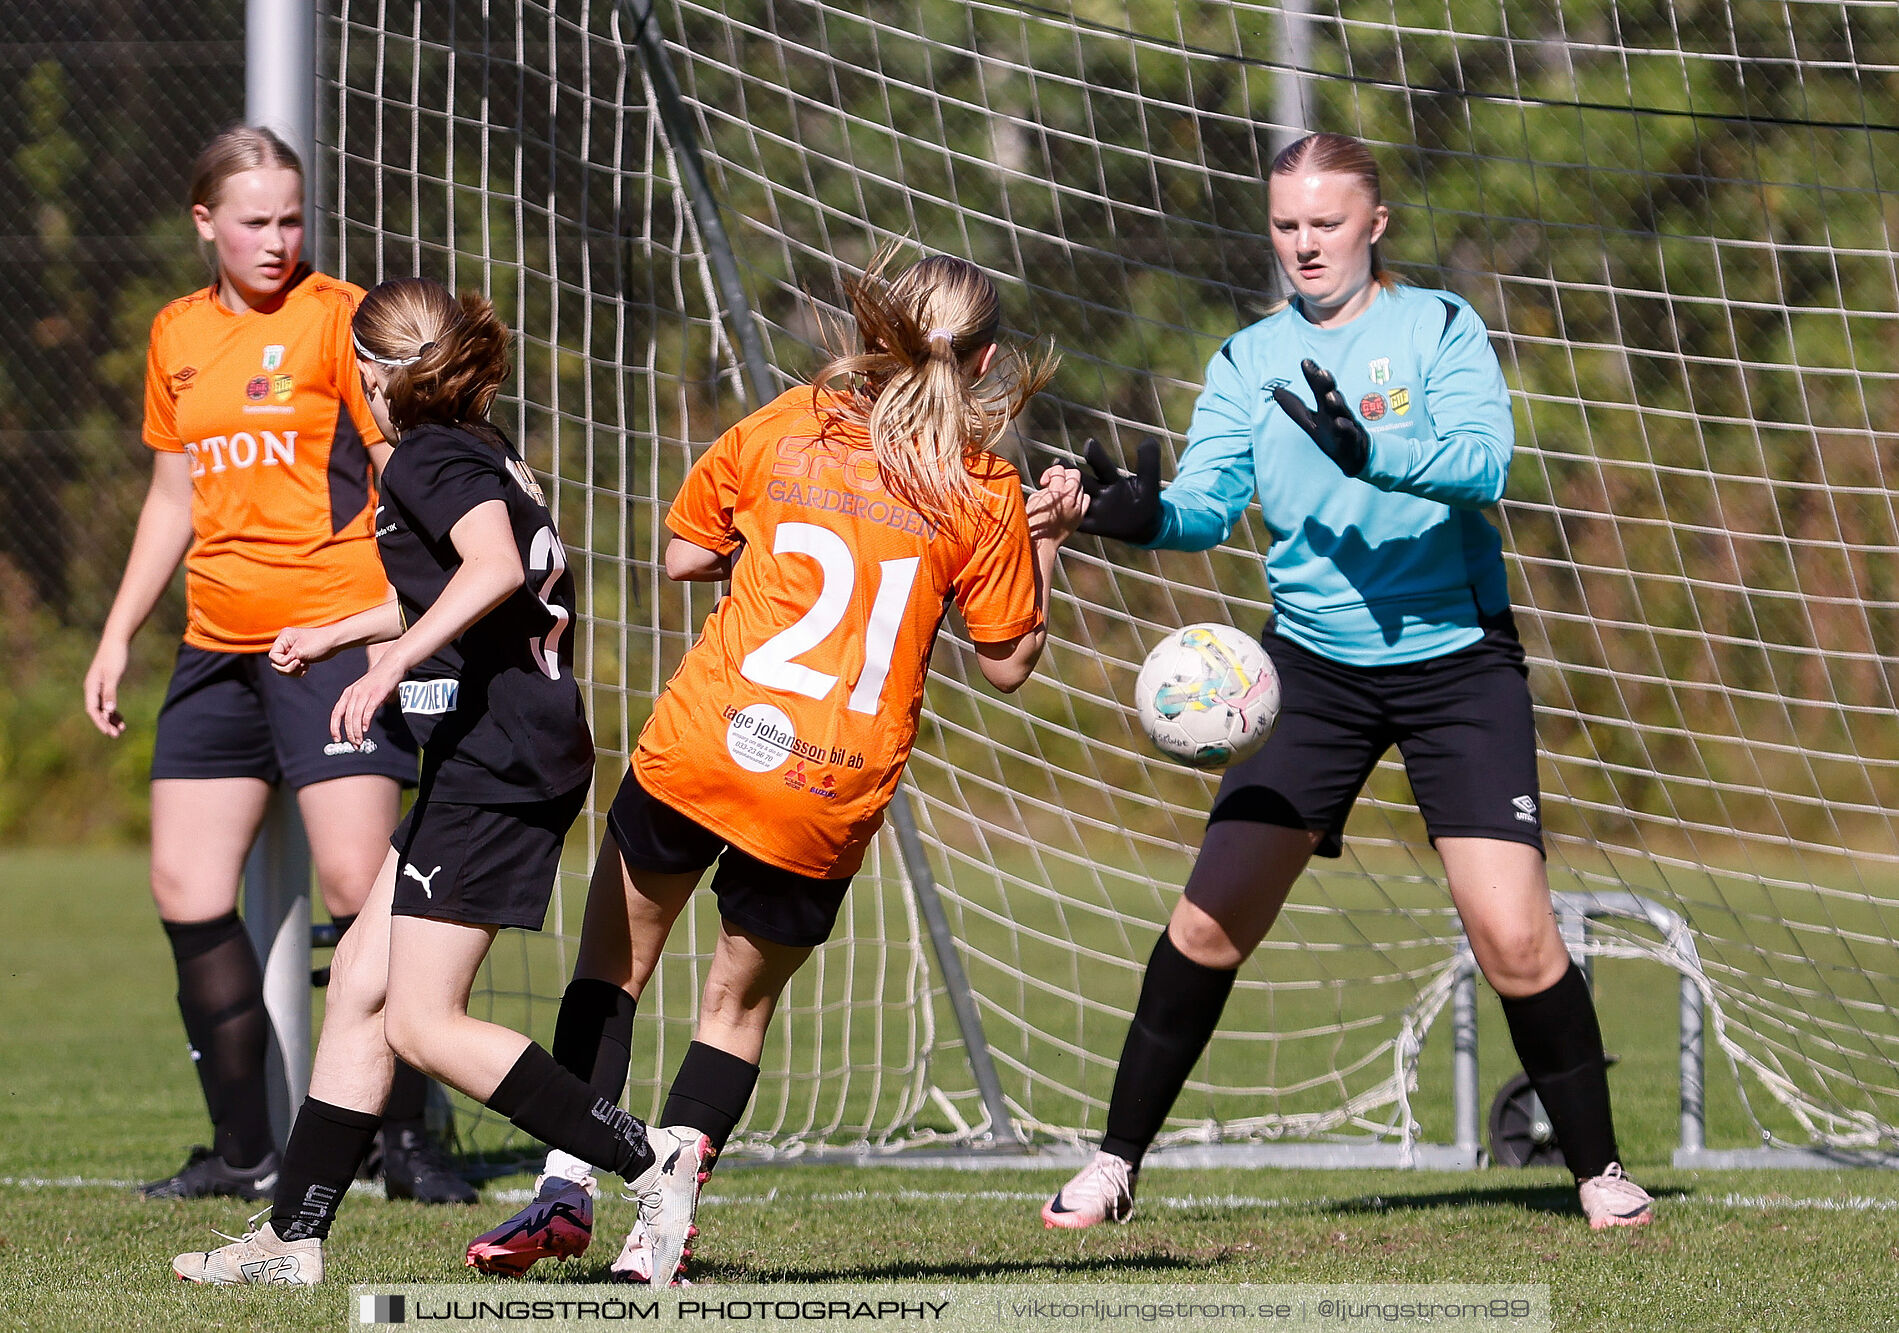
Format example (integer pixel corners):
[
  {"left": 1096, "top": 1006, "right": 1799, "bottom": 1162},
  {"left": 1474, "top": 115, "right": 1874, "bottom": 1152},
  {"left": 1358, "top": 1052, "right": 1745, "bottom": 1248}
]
[
  {"left": 466, "top": 249, "right": 1086, "bottom": 1283},
  {"left": 80, "top": 127, "right": 469, "bottom": 1205}
]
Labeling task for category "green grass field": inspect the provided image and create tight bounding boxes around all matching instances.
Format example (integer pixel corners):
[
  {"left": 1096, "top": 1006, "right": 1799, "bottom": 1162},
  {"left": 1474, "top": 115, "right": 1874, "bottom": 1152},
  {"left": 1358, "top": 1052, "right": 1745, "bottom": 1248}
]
[{"left": 1, "top": 846, "right": 1896, "bottom": 1332}]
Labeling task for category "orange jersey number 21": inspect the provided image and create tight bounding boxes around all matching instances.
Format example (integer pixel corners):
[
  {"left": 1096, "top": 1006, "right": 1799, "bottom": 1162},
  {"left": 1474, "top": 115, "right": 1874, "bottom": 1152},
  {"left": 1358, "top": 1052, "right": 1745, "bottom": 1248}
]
[{"left": 739, "top": 522, "right": 919, "bottom": 715}]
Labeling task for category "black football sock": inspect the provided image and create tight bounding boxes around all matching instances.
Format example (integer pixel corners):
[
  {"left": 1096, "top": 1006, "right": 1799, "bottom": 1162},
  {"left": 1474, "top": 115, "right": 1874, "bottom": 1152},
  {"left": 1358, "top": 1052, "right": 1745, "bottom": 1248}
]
[
  {"left": 1099, "top": 930, "right": 1238, "bottom": 1169},
  {"left": 1498, "top": 961, "right": 1620, "bottom": 1181},
  {"left": 381, "top": 1063, "right": 431, "bottom": 1135},
  {"left": 552, "top": 978, "right": 638, "bottom": 1101},
  {"left": 331, "top": 911, "right": 435, "bottom": 1134},
  {"left": 660, "top": 1041, "right": 759, "bottom": 1157},
  {"left": 270, "top": 1097, "right": 381, "bottom": 1241},
  {"left": 488, "top": 1043, "right": 654, "bottom": 1181},
  {"left": 163, "top": 911, "right": 275, "bottom": 1170}
]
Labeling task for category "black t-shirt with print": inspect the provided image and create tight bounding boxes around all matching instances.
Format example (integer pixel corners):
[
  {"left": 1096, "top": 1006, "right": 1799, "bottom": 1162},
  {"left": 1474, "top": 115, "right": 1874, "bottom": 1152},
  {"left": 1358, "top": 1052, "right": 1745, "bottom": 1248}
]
[{"left": 375, "top": 420, "right": 593, "bottom": 803}]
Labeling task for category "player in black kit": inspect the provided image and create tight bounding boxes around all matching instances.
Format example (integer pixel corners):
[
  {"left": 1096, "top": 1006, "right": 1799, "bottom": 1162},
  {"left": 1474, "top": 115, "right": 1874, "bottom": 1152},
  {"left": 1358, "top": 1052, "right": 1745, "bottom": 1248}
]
[{"left": 170, "top": 278, "right": 709, "bottom": 1288}]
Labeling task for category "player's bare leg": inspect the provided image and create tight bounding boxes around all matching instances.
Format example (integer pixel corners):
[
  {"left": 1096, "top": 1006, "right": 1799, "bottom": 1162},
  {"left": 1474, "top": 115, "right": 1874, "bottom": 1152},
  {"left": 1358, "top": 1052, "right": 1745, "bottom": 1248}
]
[
  {"left": 1440, "top": 837, "right": 1652, "bottom": 1229},
  {"left": 298, "top": 775, "right": 401, "bottom": 918},
  {"left": 573, "top": 832, "right": 701, "bottom": 992},
  {"left": 301, "top": 775, "right": 473, "bottom": 1203},
  {"left": 150, "top": 777, "right": 271, "bottom": 921},
  {"left": 382, "top": 914, "right": 525, "bottom": 1098},
  {"left": 471, "top": 835, "right": 699, "bottom": 1276},
  {"left": 1169, "top": 821, "right": 1321, "bottom": 969},
  {"left": 608, "top": 916, "right": 805, "bottom": 1285},
  {"left": 1045, "top": 821, "right": 1317, "bottom": 1228},
  {"left": 1437, "top": 838, "right": 1569, "bottom": 998},
  {"left": 306, "top": 849, "right": 402, "bottom": 1112},
  {"left": 691, "top": 918, "right": 812, "bottom": 1064},
  {"left": 175, "top": 852, "right": 400, "bottom": 1283}
]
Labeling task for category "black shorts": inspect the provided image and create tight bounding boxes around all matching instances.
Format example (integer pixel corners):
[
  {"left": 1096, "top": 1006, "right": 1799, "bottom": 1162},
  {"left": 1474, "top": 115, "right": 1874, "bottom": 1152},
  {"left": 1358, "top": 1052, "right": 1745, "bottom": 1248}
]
[
  {"left": 1208, "top": 622, "right": 1544, "bottom": 858},
  {"left": 391, "top": 782, "right": 590, "bottom": 929},
  {"left": 607, "top": 771, "right": 853, "bottom": 949},
  {"left": 150, "top": 644, "right": 419, "bottom": 789}
]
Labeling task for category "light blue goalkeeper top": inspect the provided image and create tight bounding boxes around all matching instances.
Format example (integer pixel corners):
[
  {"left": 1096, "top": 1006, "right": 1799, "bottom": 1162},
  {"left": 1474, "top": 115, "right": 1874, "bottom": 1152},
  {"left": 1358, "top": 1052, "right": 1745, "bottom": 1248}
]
[{"left": 1147, "top": 283, "right": 1516, "bottom": 666}]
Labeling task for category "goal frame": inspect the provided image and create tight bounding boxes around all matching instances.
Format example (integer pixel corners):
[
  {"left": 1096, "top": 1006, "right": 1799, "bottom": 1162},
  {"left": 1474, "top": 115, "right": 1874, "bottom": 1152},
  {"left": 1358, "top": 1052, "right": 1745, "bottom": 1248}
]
[{"left": 245, "top": 0, "right": 1899, "bottom": 1175}]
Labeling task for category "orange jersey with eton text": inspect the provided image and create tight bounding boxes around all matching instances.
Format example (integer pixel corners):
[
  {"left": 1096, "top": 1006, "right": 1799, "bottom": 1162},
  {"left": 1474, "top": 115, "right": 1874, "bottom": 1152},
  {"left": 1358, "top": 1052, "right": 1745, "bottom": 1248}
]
[
  {"left": 633, "top": 389, "right": 1043, "bottom": 878},
  {"left": 144, "top": 268, "right": 388, "bottom": 652}
]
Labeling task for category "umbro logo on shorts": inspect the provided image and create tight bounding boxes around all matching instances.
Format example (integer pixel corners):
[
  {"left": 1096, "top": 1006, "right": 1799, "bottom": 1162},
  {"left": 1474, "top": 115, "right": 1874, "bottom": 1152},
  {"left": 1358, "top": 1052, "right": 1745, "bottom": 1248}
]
[
  {"left": 1511, "top": 794, "right": 1538, "bottom": 823},
  {"left": 324, "top": 738, "right": 378, "bottom": 756}
]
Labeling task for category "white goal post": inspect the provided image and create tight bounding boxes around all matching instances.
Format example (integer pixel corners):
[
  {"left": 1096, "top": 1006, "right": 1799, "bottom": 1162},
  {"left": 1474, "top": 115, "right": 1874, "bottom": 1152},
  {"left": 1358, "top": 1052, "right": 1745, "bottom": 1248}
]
[{"left": 292, "top": 0, "right": 1899, "bottom": 1170}]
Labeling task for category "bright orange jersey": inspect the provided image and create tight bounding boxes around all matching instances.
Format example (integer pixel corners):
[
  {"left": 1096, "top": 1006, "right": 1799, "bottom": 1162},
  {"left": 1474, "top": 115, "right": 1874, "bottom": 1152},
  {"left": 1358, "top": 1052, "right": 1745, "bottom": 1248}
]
[
  {"left": 634, "top": 389, "right": 1043, "bottom": 878},
  {"left": 143, "top": 268, "right": 388, "bottom": 652}
]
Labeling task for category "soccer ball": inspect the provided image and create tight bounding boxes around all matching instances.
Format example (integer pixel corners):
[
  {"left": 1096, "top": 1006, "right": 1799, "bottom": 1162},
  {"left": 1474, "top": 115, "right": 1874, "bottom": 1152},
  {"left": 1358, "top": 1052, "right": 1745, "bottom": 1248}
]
[{"left": 1135, "top": 623, "right": 1280, "bottom": 767}]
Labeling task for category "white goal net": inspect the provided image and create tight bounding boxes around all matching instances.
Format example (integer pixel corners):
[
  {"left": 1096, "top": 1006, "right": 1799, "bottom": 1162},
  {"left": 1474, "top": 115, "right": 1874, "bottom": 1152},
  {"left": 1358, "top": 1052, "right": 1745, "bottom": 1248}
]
[{"left": 325, "top": 0, "right": 1899, "bottom": 1163}]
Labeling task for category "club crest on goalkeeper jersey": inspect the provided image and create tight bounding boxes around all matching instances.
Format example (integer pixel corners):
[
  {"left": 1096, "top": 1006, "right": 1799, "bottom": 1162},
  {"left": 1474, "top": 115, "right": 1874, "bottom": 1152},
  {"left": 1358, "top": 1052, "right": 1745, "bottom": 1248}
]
[
  {"left": 633, "top": 389, "right": 1043, "bottom": 878},
  {"left": 143, "top": 266, "right": 388, "bottom": 652}
]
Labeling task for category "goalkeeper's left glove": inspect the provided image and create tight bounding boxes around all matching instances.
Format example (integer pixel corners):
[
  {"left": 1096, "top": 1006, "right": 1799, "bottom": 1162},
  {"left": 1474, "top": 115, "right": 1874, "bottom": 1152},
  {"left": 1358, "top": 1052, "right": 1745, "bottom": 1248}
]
[{"left": 1272, "top": 358, "right": 1371, "bottom": 478}]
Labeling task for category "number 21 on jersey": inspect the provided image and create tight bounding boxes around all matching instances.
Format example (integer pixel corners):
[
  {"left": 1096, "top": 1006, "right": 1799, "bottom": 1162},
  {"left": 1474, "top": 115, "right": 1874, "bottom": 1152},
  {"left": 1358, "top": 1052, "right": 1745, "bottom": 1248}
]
[{"left": 740, "top": 522, "right": 918, "bottom": 715}]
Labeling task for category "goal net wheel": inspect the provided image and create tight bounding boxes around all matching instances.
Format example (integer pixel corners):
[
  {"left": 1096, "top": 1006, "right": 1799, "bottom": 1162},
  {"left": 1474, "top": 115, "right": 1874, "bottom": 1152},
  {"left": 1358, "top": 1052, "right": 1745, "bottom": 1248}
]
[{"left": 1486, "top": 1071, "right": 1563, "bottom": 1169}]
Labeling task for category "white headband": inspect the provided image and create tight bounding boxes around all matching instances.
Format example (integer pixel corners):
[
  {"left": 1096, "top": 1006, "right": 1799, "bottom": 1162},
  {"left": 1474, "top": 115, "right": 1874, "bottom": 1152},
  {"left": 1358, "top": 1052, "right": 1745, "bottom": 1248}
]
[{"left": 353, "top": 330, "right": 428, "bottom": 368}]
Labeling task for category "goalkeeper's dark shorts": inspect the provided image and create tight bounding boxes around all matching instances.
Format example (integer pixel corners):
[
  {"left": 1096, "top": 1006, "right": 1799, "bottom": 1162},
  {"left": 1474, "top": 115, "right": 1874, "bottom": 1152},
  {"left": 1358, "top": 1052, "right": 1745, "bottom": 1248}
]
[{"left": 1207, "top": 617, "right": 1544, "bottom": 859}]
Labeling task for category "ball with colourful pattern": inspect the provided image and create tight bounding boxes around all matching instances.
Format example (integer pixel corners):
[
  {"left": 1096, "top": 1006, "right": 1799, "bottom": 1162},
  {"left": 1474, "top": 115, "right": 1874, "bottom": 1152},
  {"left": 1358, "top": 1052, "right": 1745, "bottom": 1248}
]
[{"left": 1134, "top": 622, "right": 1281, "bottom": 767}]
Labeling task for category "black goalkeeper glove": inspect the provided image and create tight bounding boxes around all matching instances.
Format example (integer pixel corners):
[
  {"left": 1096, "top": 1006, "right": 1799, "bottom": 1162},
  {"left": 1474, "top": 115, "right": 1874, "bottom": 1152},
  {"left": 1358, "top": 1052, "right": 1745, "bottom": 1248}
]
[
  {"left": 1272, "top": 358, "right": 1372, "bottom": 478},
  {"left": 1075, "top": 436, "right": 1164, "bottom": 544}
]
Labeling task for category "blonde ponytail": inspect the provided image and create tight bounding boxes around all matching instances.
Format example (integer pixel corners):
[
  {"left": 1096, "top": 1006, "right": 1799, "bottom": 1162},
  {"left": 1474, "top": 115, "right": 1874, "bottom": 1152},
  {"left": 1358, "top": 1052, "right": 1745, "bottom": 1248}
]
[{"left": 812, "top": 244, "right": 1058, "bottom": 526}]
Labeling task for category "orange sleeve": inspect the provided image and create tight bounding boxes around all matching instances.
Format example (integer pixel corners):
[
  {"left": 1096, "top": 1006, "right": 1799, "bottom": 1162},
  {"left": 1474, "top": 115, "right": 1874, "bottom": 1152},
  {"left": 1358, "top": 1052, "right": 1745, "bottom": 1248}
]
[
  {"left": 953, "top": 473, "right": 1041, "bottom": 642},
  {"left": 664, "top": 421, "right": 746, "bottom": 553},
  {"left": 332, "top": 290, "right": 386, "bottom": 449},
  {"left": 142, "top": 310, "right": 184, "bottom": 454}
]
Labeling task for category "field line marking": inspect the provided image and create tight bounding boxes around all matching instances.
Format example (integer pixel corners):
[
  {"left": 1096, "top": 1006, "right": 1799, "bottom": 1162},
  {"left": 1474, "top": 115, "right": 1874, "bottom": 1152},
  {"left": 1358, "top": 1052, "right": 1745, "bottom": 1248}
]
[
  {"left": 687, "top": 1188, "right": 1899, "bottom": 1213},
  {"left": 8, "top": 1178, "right": 1896, "bottom": 1214}
]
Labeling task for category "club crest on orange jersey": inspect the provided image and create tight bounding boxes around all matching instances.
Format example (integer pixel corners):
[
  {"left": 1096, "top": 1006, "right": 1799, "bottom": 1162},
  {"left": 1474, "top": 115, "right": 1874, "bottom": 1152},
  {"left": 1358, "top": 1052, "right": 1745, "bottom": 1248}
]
[
  {"left": 246, "top": 375, "right": 269, "bottom": 402},
  {"left": 272, "top": 374, "right": 294, "bottom": 403}
]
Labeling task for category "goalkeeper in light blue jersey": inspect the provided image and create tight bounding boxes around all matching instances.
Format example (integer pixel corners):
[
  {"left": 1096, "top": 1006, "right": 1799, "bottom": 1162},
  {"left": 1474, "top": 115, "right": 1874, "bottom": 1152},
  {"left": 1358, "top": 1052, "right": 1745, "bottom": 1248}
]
[
  {"left": 1040, "top": 132, "right": 1654, "bottom": 1236},
  {"left": 1158, "top": 269, "right": 1515, "bottom": 666}
]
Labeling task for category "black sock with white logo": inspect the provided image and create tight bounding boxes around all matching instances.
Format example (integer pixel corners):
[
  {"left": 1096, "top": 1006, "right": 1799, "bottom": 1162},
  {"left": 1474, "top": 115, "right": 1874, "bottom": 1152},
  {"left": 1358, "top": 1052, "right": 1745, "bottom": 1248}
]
[
  {"left": 162, "top": 912, "right": 275, "bottom": 1171},
  {"left": 1498, "top": 962, "right": 1620, "bottom": 1181},
  {"left": 552, "top": 978, "right": 638, "bottom": 1101},
  {"left": 661, "top": 1041, "right": 759, "bottom": 1157},
  {"left": 488, "top": 1043, "right": 655, "bottom": 1181},
  {"left": 270, "top": 1097, "right": 380, "bottom": 1241},
  {"left": 1100, "top": 930, "right": 1238, "bottom": 1169}
]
